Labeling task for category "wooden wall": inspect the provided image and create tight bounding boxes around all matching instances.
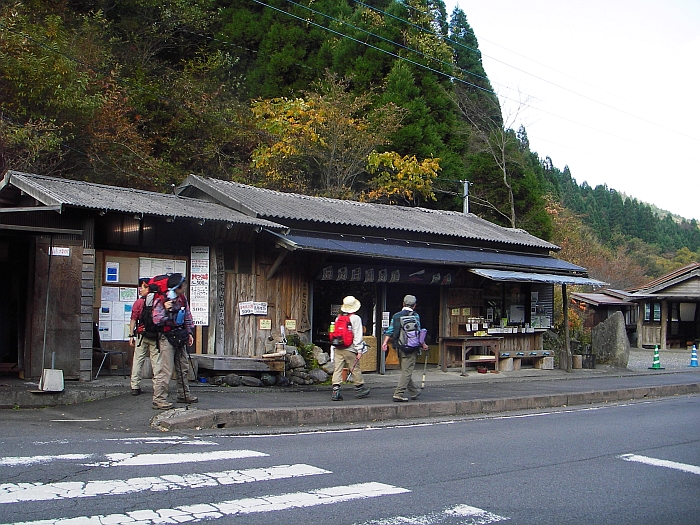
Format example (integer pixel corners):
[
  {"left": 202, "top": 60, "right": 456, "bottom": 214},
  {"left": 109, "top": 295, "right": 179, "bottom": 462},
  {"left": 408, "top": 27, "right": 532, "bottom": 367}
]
[
  {"left": 225, "top": 249, "right": 311, "bottom": 357},
  {"left": 29, "top": 239, "right": 83, "bottom": 379}
]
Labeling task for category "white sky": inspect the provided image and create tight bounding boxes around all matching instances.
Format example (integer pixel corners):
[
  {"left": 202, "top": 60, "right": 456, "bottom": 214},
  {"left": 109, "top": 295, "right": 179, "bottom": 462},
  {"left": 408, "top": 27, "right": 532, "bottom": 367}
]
[{"left": 444, "top": 0, "right": 700, "bottom": 221}]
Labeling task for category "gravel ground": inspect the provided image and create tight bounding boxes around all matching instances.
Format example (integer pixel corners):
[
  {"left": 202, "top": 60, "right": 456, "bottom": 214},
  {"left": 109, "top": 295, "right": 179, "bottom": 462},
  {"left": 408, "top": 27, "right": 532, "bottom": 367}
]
[{"left": 627, "top": 347, "right": 698, "bottom": 371}]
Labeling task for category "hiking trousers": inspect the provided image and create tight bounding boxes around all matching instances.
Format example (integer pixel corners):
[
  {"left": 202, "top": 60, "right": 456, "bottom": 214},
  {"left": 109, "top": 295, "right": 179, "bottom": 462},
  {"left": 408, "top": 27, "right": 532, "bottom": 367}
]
[
  {"left": 331, "top": 347, "right": 364, "bottom": 387},
  {"left": 153, "top": 334, "right": 192, "bottom": 405},
  {"left": 394, "top": 350, "right": 419, "bottom": 398},
  {"left": 130, "top": 335, "right": 158, "bottom": 390}
]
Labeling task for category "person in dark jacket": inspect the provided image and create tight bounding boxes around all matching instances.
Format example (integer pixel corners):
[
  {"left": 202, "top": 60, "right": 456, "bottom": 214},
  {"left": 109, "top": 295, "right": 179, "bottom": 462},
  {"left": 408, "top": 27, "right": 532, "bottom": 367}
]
[{"left": 382, "top": 295, "right": 428, "bottom": 402}]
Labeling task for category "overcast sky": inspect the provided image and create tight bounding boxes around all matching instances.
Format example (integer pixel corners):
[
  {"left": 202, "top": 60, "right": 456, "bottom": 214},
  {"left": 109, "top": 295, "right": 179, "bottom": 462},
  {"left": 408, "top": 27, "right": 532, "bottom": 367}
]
[{"left": 445, "top": 0, "right": 700, "bottom": 221}]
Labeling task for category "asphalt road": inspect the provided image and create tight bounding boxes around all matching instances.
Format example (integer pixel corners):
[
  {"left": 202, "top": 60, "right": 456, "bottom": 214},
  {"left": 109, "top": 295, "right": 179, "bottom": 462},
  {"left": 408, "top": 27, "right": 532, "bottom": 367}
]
[{"left": 1, "top": 393, "right": 698, "bottom": 524}]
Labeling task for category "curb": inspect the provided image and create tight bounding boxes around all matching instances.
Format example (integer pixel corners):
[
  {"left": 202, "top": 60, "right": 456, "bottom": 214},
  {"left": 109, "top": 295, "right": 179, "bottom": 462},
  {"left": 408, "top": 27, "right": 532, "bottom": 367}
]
[
  {"left": 0, "top": 386, "right": 126, "bottom": 409},
  {"left": 153, "top": 382, "right": 700, "bottom": 431}
]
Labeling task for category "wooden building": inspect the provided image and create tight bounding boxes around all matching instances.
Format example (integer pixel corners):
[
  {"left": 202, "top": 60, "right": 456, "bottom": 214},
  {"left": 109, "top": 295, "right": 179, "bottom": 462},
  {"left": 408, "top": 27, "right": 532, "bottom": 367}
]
[
  {"left": 628, "top": 263, "right": 700, "bottom": 350},
  {"left": 0, "top": 171, "right": 283, "bottom": 381},
  {"left": 177, "top": 175, "right": 605, "bottom": 372},
  {"left": 570, "top": 289, "right": 638, "bottom": 346},
  {"left": 0, "top": 170, "right": 605, "bottom": 381}
]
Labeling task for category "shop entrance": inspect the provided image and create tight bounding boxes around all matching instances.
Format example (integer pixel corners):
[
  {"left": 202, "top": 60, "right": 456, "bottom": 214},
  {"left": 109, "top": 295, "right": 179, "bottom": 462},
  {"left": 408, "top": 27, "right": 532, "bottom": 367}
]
[
  {"left": 0, "top": 236, "right": 31, "bottom": 376},
  {"left": 384, "top": 284, "right": 440, "bottom": 368},
  {"left": 312, "top": 282, "right": 378, "bottom": 353}
]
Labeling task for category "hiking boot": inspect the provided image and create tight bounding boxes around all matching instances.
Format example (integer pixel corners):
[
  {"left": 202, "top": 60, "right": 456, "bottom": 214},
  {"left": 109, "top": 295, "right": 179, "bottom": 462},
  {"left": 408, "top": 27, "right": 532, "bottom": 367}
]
[
  {"left": 331, "top": 386, "right": 343, "bottom": 401},
  {"left": 131, "top": 388, "right": 141, "bottom": 396},
  {"left": 152, "top": 401, "right": 174, "bottom": 410},
  {"left": 176, "top": 396, "right": 198, "bottom": 403},
  {"left": 354, "top": 385, "right": 370, "bottom": 398},
  {"left": 392, "top": 396, "right": 409, "bottom": 402}
]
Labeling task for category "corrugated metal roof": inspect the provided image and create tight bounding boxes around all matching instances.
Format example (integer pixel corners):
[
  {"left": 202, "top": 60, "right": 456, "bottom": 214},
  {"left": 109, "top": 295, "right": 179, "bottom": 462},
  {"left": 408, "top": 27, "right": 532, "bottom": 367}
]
[
  {"left": 270, "top": 229, "right": 583, "bottom": 273},
  {"left": 629, "top": 262, "right": 700, "bottom": 295},
  {"left": 570, "top": 291, "right": 635, "bottom": 306},
  {"left": 2, "top": 171, "right": 284, "bottom": 229},
  {"left": 470, "top": 268, "right": 607, "bottom": 286},
  {"left": 179, "top": 175, "right": 559, "bottom": 251}
]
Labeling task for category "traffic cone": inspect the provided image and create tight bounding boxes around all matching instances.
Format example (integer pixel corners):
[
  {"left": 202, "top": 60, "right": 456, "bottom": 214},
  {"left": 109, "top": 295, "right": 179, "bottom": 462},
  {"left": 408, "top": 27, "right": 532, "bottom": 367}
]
[
  {"left": 689, "top": 345, "right": 698, "bottom": 368},
  {"left": 648, "top": 345, "right": 665, "bottom": 370}
]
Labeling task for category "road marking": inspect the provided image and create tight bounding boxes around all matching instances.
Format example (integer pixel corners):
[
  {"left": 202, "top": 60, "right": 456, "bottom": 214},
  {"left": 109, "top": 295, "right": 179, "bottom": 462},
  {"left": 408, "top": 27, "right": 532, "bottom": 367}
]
[
  {"left": 88, "top": 449, "right": 268, "bottom": 467},
  {"left": 3, "top": 482, "right": 409, "bottom": 525},
  {"left": 356, "top": 503, "right": 509, "bottom": 524},
  {"left": 0, "top": 450, "right": 266, "bottom": 468},
  {"left": 0, "top": 463, "right": 329, "bottom": 503},
  {"left": 106, "top": 437, "right": 218, "bottom": 445},
  {"left": 49, "top": 418, "right": 102, "bottom": 422},
  {"left": 619, "top": 454, "right": 700, "bottom": 476},
  {"left": 0, "top": 454, "right": 92, "bottom": 467}
]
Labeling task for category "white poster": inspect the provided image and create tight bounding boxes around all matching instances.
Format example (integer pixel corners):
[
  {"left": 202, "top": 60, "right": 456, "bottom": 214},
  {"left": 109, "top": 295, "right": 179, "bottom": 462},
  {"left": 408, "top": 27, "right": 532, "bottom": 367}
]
[
  {"left": 99, "top": 301, "right": 113, "bottom": 321},
  {"left": 101, "top": 286, "right": 120, "bottom": 302},
  {"left": 97, "top": 321, "right": 111, "bottom": 341},
  {"left": 105, "top": 261, "right": 119, "bottom": 283},
  {"left": 190, "top": 246, "right": 209, "bottom": 325}
]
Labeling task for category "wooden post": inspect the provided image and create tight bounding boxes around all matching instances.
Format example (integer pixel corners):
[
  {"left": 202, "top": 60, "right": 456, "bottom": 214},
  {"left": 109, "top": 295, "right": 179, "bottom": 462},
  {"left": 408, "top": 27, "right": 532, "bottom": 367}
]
[
  {"left": 660, "top": 299, "right": 668, "bottom": 350},
  {"left": 563, "top": 284, "right": 571, "bottom": 372}
]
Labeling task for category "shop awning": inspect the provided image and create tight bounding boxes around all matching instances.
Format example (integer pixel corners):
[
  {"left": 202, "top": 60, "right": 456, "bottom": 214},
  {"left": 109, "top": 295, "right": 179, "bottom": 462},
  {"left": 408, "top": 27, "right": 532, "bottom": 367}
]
[
  {"left": 470, "top": 268, "right": 607, "bottom": 287},
  {"left": 266, "top": 229, "right": 587, "bottom": 274}
]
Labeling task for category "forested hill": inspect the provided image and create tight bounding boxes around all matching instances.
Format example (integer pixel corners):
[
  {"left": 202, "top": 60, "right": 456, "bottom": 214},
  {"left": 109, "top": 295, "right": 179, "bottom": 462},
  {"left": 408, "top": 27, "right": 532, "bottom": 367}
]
[{"left": 1, "top": 0, "right": 698, "bottom": 284}]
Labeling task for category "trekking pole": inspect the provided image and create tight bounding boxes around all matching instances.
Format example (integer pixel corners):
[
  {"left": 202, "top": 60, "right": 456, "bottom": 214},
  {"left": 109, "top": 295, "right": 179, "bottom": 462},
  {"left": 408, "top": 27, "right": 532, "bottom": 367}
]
[
  {"left": 175, "top": 340, "right": 190, "bottom": 410},
  {"left": 421, "top": 349, "right": 429, "bottom": 390},
  {"left": 346, "top": 348, "right": 363, "bottom": 383}
]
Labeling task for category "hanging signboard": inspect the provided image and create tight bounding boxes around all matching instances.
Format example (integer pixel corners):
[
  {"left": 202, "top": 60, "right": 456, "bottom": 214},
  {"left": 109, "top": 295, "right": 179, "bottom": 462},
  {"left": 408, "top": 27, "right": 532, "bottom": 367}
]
[
  {"left": 318, "top": 264, "right": 452, "bottom": 285},
  {"left": 190, "top": 246, "right": 210, "bottom": 326}
]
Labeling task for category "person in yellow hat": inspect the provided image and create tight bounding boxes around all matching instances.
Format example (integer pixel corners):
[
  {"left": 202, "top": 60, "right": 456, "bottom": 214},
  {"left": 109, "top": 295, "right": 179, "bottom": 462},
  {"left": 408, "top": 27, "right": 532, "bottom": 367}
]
[{"left": 330, "top": 295, "right": 370, "bottom": 401}]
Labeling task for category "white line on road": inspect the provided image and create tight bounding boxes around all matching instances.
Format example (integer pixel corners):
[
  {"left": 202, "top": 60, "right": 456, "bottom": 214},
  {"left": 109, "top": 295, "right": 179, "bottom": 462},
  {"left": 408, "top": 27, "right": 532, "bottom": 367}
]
[
  {"left": 619, "top": 454, "right": 700, "bottom": 476},
  {"left": 0, "top": 464, "right": 329, "bottom": 503},
  {"left": 355, "top": 503, "right": 509, "bottom": 524},
  {"left": 4, "top": 482, "right": 409, "bottom": 525},
  {"left": 0, "top": 450, "right": 267, "bottom": 468},
  {"left": 0, "top": 454, "right": 92, "bottom": 467},
  {"left": 89, "top": 449, "right": 268, "bottom": 467}
]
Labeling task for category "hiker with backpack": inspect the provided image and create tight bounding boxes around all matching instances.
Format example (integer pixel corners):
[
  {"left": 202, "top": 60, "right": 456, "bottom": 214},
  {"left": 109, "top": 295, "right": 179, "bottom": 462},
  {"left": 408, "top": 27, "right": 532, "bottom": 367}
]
[
  {"left": 329, "top": 295, "right": 370, "bottom": 401},
  {"left": 151, "top": 273, "right": 197, "bottom": 409},
  {"left": 128, "top": 277, "right": 159, "bottom": 396},
  {"left": 381, "top": 294, "right": 428, "bottom": 402}
]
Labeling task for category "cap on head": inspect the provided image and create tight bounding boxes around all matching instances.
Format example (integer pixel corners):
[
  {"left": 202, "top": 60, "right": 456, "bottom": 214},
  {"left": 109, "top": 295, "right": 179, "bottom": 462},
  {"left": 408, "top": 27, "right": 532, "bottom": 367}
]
[
  {"left": 403, "top": 294, "right": 417, "bottom": 307},
  {"left": 167, "top": 273, "right": 185, "bottom": 290},
  {"left": 138, "top": 277, "right": 150, "bottom": 287},
  {"left": 341, "top": 295, "right": 361, "bottom": 313}
]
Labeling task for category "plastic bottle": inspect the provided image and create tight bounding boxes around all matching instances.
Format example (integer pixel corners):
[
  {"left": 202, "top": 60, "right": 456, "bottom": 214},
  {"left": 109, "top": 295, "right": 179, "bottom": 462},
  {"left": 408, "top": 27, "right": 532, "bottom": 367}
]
[{"left": 329, "top": 322, "right": 335, "bottom": 334}]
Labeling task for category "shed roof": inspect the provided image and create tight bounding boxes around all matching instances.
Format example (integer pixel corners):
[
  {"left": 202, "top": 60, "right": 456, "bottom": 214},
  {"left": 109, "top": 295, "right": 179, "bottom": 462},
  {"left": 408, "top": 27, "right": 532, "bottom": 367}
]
[
  {"left": 629, "top": 263, "right": 700, "bottom": 295},
  {"left": 0, "top": 171, "right": 283, "bottom": 229},
  {"left": 178, "top": 175, "right": 559, "bottom": 251},
  {"left": 270, "top": 229, "right": 585, "bottom": 274},
  {"left": 570, "top": 290, "right": 635, "bottom": 306}
]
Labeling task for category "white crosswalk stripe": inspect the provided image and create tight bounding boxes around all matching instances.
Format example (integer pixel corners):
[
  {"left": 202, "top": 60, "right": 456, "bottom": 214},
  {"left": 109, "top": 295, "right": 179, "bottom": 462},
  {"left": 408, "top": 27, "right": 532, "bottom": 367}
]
[
  {"left": 0, "top": 464, "right": 329, "bottom": 503},
  {"left": 0, "top": 443, "right": 410, "bottom": 524},
  {"left": 3, "top": 483, "right": 409, "bottom": 525}
]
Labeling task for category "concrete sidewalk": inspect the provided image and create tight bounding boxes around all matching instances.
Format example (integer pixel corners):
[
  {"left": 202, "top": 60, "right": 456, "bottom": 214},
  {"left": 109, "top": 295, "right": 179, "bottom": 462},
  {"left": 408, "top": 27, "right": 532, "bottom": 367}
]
[{"left": 2, "top": 348, "right": 699, "bottom": 434}]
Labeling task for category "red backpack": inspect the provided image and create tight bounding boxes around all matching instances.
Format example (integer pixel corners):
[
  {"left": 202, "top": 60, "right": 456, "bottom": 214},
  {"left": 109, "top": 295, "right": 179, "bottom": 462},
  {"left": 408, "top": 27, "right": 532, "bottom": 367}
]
[
  {"left": 329, "top": 313, "right": 354, "bottom": 347},
  {"left": 134, "top": 274, "right": 169, "bottom": 338}
]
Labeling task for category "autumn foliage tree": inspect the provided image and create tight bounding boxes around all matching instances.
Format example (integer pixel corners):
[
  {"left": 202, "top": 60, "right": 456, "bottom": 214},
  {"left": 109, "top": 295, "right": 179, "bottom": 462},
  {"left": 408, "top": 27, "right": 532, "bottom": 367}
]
[{"left": 251, "top": 72, "right": 438, "bottom": 202}]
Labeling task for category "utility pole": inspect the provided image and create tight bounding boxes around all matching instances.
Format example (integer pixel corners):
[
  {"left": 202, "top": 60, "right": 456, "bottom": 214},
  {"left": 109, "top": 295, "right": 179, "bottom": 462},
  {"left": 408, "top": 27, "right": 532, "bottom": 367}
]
[{"left": 461, "top": 180, "right": 470, "bottom": 214}]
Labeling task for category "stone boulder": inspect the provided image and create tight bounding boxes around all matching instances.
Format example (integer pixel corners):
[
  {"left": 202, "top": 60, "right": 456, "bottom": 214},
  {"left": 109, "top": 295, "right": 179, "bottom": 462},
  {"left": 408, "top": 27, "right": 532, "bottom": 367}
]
[
  {"left": 308, "top": 368, "right": 329, "bottom": 383},
  {"left": 240, "top": 375, "right": 264, "bottom": 387},
  {"left": 592, "top": 311, "right": 630, "bottom": 367}
]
